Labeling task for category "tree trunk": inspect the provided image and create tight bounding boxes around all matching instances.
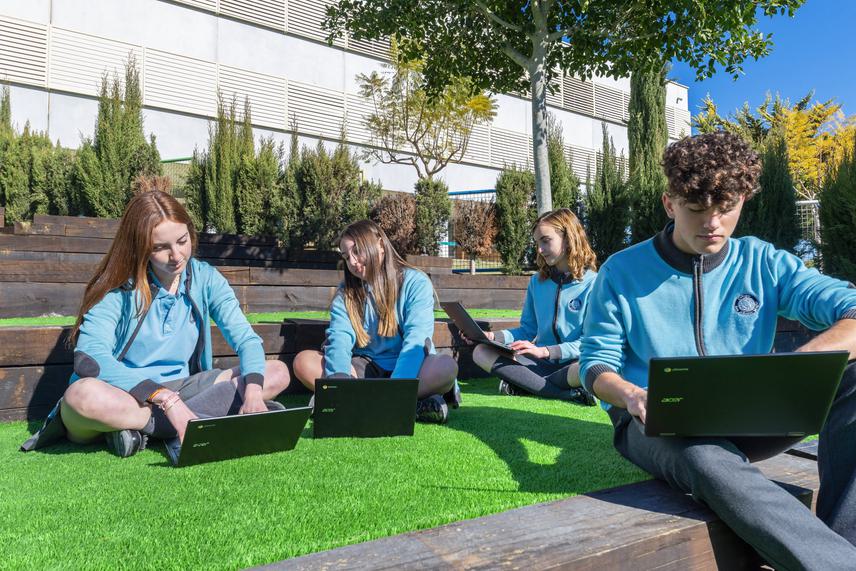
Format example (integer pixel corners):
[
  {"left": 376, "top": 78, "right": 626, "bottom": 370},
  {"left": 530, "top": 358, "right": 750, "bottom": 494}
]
[{"left": 530, "top": 47, "right": 552, "bottom": 215}]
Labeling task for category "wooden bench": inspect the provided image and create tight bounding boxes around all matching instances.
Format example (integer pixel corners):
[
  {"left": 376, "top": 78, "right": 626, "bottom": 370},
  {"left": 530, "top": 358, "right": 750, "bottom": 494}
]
[
  {"left": 260, "top": 451, "right": 819, "bottom": 570},
  {"left": 0, "top": 215, "right": 530, "bottom": 317},
  {"left": 0, "top": 317, "right": 517, "bottom": 421}
]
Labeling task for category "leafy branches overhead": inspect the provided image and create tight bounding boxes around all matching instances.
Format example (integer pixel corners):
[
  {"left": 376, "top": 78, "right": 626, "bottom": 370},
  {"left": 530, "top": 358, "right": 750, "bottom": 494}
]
[
  {"left": 357, "top": 41, "right": 495, "bottom": 180},
  {"left": 328, "top": 0, "right": 805, "bottom": 213}
]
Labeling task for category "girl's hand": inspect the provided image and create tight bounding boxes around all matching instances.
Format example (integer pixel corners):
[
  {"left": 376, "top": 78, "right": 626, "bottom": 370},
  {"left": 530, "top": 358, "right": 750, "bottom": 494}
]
[
  {"left": 460, "top": 330, "right": 494, "bottom": 345},
  {"left": 509, "top": 340, "right": 548, "bottom": 360}
]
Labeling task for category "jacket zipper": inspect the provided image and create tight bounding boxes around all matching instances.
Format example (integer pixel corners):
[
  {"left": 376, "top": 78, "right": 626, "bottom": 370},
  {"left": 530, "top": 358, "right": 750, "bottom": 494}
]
[
  {"left": 693, "top": 257, "right": 707, "bottom": 356},
  {"left": 552, "top": 279, "right": 563, "bottom": 346}
]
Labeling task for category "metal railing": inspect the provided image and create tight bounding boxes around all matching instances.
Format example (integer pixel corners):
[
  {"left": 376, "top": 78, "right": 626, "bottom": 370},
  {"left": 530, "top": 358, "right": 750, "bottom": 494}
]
[{"left": 446, "top": 189, "right": 505, "bottom": 273}]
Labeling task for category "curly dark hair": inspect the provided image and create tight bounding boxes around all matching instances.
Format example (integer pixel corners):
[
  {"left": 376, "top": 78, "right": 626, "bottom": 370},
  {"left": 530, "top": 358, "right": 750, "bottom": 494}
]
[{"left": 662, "top": 132, "right": 762, "bottom": 208}]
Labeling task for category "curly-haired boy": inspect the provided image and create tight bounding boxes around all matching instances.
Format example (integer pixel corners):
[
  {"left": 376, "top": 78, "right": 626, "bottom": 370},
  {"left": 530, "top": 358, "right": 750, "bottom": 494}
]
[{"left": 580, "top": 131, "right": 856, "bottom": 568}]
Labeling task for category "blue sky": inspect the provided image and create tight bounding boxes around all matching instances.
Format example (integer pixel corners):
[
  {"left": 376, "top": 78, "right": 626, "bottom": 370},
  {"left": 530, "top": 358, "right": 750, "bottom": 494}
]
[{"left": 668, "top": 0, "right": 855, "bottom": 128}]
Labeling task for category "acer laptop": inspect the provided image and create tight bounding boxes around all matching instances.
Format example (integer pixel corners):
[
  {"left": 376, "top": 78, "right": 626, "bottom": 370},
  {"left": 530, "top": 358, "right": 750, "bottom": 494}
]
[
  {"left": 313, "top": 378, "right": 419, "bottom": 438},
  {"left": 168, "top": 406, "right": 312, "bottom": 467},
  {"left": 642, "top": 351, "right": 849, "bottom": 438},
  {"left": 440, "top": 301, "right": 516, "bottom": 357}
]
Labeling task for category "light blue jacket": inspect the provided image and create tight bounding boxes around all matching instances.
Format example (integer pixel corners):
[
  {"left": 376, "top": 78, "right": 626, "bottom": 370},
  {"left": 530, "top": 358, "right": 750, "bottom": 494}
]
[
  {"left": 323, "top": 268, "right": 436, "bottom": 378},
  {"left": 579, "top": 226, "right": 856, "bottom": 409},
  {"left": 497, "top": 269, "right": 597, "bottom": 363},
  {"left": 71, "top": 257, "right": 266, "bottom": 404}
]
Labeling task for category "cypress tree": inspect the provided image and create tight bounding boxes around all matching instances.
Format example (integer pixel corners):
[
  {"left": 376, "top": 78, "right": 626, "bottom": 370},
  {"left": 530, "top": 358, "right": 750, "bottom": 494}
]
[
  {"left": 414, "top": 177, "right": 451, "bottom": 256},
  {"left": 585, "top": 124, "right": 630, "bottom": 262},
  {"left": 74, "top": 57, "right": 161, "bottom": 218},
  {"left": 819, "top": 139, "right": 856, "bottom": 281},
  {"left": 628, "top": 66, "right": 669, "bottom": 242},
  {"left": 495, "top": 166, "right": 535, "bottom": 274},
  {"left": 737, "top": 134, "right": 800, "bottom": 251},
  {"left": 547, "top": 114, "right": 581, "bottom": 212}
]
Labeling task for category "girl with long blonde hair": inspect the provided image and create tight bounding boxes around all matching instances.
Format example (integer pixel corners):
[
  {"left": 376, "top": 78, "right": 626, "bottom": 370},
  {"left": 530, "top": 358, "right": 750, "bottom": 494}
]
[
  {"left": 470, "top": 208, "right": 598, "bottom": 404},
  {"left": 293, "top": 219, "right": 459, "bottom": 423}
]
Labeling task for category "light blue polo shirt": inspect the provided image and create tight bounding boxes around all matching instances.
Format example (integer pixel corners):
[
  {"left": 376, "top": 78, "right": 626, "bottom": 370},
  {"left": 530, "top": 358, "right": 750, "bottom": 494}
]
[{"left": 121, "top": 269, "right": 200, "bottom": 383}]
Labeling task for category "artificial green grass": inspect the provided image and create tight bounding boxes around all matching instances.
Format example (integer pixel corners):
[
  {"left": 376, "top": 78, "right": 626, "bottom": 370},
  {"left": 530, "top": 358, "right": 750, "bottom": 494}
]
[
  {"left": 0, "top": 377, "right": 647, "bottom": 569},
  {"left": 0, "top": 309, "right": 521, "bottom": 328}
]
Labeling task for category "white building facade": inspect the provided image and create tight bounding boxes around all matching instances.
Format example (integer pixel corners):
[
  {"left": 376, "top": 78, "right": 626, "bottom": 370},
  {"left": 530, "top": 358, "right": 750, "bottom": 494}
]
[{"left": 0, "top": 0, "right": 692, "bottom": 193}]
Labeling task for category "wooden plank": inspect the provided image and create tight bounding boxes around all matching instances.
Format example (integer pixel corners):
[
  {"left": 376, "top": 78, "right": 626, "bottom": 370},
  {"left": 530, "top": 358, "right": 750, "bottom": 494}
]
[
  {"left": 243, "top": 286, "right": 338, "bottom": 313},
  {"left": 264, "top": 454, "right": 817, "bottom": 571},
  {"left": 0, "top": 364, "right": 72, "bottom": 409},
  {"left": 0, "top": 282, "right": 86, "bottom": 318},
  {"left": 431, "top": 274, "right": 530, "bottom": 290},
  {"left": 248, "top": 267, "right": 342, "bottom": 287},
  {"left": 407, "top": 254, "right": 453, "bottom": 268},
  {"left": 437, "top": 288, "right": 526, "bottom": 309},
  {"left": 0, "top": 405, "right": 53, "bottom": 422},
  {"left": 0, "top": 251, "right": 105, "bottom": 264},
  {"left": 0, "top": 260, "right": 99, "bottom": 283},
  {"left": 0, "top": 234, "right": 112, "bottom": 254}
]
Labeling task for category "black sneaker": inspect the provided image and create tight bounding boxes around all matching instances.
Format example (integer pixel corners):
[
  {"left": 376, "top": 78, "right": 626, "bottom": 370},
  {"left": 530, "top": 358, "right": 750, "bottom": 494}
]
[
  {"left": 416, "top": 395, "right": 448, "bottom": 424},
  {"left": 443, "top": 381, "right": 462, "bottom": 409},
  {"left": 104, "top": 430, "right": 148, "bottom": 458},
  {"left": 569, "top": 387, "right": 596, "bottom": 407},
  {"left": 498, "top": 380, "right": 521, "bottom": 396}
]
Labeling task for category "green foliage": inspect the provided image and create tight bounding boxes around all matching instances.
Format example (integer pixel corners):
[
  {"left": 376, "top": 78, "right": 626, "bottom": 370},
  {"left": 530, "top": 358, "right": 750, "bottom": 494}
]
[
  {"left": 819, "top": 139, "right": 856, "bottom": 282},
  {"left": 293, "top": 140, "right": 381, "bottom": 250},
  {"left": 547, "top": 115, "right": 581, "bottom": 212},
  {"left": 0, "top": 84, "right": 11, "bottom": 137},
  {"left": 628, "top": 66, "right": 669, "bottom": 243},
  {"left": 74, "top": 58, "right": 161, "bottom": 218},
  {"left": 585, "top": 125, "right": 630, "bottom": 262},
  {"left": 737, "top": 135, "right": 800, "bottom": 251},
  {"left": 413, "top": 177, "right": 451, "bottom": 256},
  {"left": 328, "top": 1, "right": 805, "bottom": 98},
  {"left": 185, "top": 97, "right": 297, "bottom": 238},
  {"left": 0, "top": 122, "right": 57, "bottom": 223},
  {"left": 357, "top": 40, "right": 496, "bottom": 180},
  {"left": 235, "top": 137, "right": 283, "bottom": 237},
  {"left": 495, "top": 166, "right": 535, "bottom": 274}
]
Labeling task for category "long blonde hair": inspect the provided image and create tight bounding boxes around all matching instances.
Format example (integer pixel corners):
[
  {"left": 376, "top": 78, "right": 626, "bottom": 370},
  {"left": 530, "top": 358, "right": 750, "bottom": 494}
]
[
  {"left": 71, "top": 191, "right": 197, "bottom": 343},
  {"left": 338, "top": 219, "right": 414, "bottom": 347},
  {"left": 534, "top": 208, "right": 597, "bottom": 280}
]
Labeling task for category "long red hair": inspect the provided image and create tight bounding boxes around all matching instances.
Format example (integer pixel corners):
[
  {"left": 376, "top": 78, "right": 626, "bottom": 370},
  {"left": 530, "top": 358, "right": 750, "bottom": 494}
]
[{"left": 71, "top": 191, "right": 197, "bottom": 342}]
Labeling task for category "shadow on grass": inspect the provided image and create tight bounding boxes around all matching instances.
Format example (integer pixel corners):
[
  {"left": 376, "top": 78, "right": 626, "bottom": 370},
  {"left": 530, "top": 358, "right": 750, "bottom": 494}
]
[{"left": 441, "top": 378, "right": 637, "bottom": 496}]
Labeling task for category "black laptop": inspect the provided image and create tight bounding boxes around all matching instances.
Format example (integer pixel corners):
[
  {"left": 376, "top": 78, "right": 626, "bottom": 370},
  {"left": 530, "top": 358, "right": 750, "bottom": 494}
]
[
  {"left": 313, "top": 378, "right": 419, "bottom": 438},
  {"left": 440, "top": 301, "right": 516, "bottom": 357},
  {"left": 169, "top": 406, "right": 312, "bottom": 467},
  {"left": 642, "top": 351, "right": 849, "bottom": 437}
]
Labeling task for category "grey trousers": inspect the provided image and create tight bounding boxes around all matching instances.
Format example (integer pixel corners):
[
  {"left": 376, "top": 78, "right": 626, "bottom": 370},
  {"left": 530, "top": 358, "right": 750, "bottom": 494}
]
[{"left": 609, "top": 362, "right": 856, "bottom": 571}]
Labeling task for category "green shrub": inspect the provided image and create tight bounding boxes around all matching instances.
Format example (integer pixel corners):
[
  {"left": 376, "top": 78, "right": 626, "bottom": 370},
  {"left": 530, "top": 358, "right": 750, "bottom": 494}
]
[
  {"left": 819, "top": 139, "right": 856, "bottom": 281},
  {"left": 74, "top": 57, "right": 161, "bottom": 218},
  {"left": 584, "top": 124, "right": 630, "bottom": 263},
  {"left": 737, "top": 134, "right": 800, "bottom": 252},
  {"left": 495, "top": 166, "right": 535, "bottom": 274},
  {"left": 547, "top": 115, "right": 581, "bottom": 212},
  {"left": 293, "top": 139, "right": 380, "bottom": 250},
  {"left": 627, "top": 66, "right": 669, "bottom": 243},
  {"left": 414, "top": 178, "right": 451, "bottom": 256}
]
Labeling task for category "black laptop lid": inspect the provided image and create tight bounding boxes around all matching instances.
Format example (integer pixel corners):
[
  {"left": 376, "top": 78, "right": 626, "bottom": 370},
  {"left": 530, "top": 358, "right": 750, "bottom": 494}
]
[
  {"left": 440, "top": 301, "right": 515, "bottom": 356},
  {"left": 313, "top": 378, "right": 418, "bottom": 438},
  {"left": 645, "top": 351, "right": 849, "bottom": 437},
  {"left": 177, "top": 407, "right": 311, "bottom": 467}
]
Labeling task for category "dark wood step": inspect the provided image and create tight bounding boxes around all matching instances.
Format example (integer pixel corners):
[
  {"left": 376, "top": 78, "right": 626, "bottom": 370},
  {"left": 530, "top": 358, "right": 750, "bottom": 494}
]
[{"left": 260, "top": 453, "right": 819, "bottom": 571}]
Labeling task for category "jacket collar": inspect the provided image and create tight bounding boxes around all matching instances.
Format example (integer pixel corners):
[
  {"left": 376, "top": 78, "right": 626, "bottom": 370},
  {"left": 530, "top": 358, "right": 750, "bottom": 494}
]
[{"left": 653, "top": 222, "right": 730, "bottom": 274}]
